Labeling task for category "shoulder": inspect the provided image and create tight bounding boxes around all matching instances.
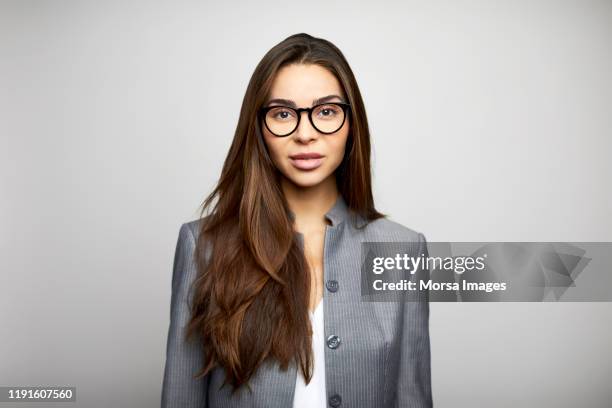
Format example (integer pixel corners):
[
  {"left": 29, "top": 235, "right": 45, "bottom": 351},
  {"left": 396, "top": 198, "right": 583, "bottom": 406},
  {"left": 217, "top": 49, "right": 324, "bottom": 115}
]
[
  {"left": 173, "top": 221, "right": 198, "bottom": 254},
  {"left": 175, "top": 217, "right": 213, "bottom": 262},
  {"left": 352, "top": 215, "right": 426, "bottom": 244},
  {"left": 178, "top": 215, "right": 214, "bottom": 243},
  {"left": 181, "top": 218, "right": 202, "bottom": 241}
]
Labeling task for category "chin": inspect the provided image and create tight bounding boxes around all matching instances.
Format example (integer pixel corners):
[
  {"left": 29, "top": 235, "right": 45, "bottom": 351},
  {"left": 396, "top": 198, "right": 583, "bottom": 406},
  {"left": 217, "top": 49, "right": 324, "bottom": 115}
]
[{"left": 284, "top": 170, "right": 330, "bottom": 188}]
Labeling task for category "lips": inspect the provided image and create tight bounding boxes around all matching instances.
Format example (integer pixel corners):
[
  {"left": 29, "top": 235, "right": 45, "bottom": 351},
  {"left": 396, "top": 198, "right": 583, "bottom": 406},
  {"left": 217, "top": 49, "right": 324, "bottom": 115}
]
[
  {"left": 290, "top": 152, "right": 323, "bottom": 160},
  {"left": 288, "top": 152, "right": 324, "bottom": 171}
]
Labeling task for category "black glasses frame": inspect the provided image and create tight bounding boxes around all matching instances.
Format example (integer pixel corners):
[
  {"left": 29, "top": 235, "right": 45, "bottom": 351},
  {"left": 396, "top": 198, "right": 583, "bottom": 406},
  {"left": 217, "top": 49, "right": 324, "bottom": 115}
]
[{"left": 259, "top": 102, "right": 351, "bottom": 137}]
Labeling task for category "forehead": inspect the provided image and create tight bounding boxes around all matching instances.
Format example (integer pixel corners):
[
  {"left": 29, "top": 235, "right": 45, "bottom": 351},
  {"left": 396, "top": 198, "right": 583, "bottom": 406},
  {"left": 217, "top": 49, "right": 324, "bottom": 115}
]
[{"left": 267, "top": 63, "right": 344, "bottom": 104}]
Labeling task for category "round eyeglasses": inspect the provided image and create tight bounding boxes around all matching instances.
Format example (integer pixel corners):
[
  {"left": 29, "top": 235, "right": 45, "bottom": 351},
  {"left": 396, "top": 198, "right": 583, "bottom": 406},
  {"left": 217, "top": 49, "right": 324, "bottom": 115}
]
[{"left": 260, "top": 102, "right": 351, "bottom": 137}]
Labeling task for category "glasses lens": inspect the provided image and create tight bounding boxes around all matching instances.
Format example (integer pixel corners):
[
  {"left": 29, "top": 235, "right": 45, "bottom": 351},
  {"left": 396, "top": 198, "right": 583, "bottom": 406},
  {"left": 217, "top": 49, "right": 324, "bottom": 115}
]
[
  {"left": 312, "top": 104, "right": 345, "bottom": 133},
  {"left": 265, "top": 107, "right": 297, "bottom": 136}
]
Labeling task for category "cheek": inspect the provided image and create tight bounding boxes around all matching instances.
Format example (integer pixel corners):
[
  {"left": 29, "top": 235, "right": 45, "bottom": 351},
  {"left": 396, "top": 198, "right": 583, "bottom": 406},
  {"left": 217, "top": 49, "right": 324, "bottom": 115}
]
[
  {"left": 263, "top": 134, "right": 287, "bottom": 167},
  {"left": 328, "top": 130, "right": 349, "bottom": 163}
]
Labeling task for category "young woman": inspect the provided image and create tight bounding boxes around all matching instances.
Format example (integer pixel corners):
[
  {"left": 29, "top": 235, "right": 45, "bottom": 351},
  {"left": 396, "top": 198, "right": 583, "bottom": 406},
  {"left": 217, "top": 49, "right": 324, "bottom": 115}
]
[{"left": 161, "top": 33, "right": 432, "bottom": 408}]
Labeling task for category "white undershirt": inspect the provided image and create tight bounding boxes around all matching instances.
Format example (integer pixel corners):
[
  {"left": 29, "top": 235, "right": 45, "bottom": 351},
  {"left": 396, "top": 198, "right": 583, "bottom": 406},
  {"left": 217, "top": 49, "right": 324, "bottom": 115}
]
[{"left": 292, "top": 300, "right": 326, "bottom": 407}]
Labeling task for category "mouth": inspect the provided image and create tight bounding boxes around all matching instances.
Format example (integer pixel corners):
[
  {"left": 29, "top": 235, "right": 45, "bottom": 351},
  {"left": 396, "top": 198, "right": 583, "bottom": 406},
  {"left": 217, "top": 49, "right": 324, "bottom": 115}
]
[{"left": 288, "top": 152, "right": 324, "bottom": 171}]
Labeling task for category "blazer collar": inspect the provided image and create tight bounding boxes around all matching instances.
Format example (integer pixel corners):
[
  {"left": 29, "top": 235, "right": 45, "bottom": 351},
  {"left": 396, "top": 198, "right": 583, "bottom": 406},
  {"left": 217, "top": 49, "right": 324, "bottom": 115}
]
[
  {"left": 288, "top": 193, "right": 349, "bottom": 228},
  {"left": 324, "top": 193, "right": 349, "bottom": 227}
]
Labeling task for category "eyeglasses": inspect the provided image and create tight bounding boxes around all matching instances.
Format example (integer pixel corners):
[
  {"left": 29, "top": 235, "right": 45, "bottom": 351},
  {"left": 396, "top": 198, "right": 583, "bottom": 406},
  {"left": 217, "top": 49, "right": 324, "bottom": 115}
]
[{"left": 260, "top": 102, "right": 351, "bottom": 137}]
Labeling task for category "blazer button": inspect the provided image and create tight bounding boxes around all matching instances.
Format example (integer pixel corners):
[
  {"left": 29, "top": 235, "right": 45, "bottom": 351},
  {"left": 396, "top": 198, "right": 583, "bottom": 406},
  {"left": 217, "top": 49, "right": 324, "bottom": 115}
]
[
  {"left": 328, "top": 393, "right": 342, "bottom": 407},
  {"left": 326, "top": 334, "right": 341, "bottom": 349},
  {"left": 325, "top": 279, "right": 339, "bottom": 293}
]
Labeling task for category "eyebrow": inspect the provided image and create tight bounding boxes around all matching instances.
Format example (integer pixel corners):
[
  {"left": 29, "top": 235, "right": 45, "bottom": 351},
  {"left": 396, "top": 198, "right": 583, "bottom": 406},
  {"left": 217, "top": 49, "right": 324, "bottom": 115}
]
[{"left": 265, "top": 94, "right": 345, "bottom": 108}]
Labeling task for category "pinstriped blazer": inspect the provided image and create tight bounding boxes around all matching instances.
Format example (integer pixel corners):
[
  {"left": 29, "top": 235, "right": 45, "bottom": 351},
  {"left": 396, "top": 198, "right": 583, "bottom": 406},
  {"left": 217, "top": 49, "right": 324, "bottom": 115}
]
[{"left": 161, "top": 194, "right": 432, "bottom": 407}]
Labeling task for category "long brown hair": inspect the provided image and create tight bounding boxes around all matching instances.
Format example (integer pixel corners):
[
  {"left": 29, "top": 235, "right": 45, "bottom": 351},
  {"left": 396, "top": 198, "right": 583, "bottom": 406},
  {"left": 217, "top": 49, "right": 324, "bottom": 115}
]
[{"left": 186, "top": 33, "right": 385, "bottom": 392}]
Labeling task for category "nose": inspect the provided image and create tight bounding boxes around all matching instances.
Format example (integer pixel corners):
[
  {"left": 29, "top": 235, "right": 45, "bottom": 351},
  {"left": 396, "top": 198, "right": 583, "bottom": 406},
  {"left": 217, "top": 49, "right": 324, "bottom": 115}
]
[{"left": 293, "top": 111, "right": 318, "bottom": 143}]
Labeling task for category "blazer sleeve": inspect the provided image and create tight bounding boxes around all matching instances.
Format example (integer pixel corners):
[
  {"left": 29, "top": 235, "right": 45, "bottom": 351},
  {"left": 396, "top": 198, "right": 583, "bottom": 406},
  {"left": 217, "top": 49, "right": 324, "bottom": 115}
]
[
  {"left": 161, "top": 223, "right": 209, "bottom": 407},
  {"left": 396, "top": 232, "right": 433, "bottom": 407}
]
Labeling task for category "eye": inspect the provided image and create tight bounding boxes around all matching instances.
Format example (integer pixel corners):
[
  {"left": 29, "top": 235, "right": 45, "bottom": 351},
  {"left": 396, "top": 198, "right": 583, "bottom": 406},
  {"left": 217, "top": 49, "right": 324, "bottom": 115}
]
[
  {"left": 315, "top": 104, "right": 342, "bottom": 119},
  {"left": 268, "top": 107, "right": 295, "bottom": 121}
]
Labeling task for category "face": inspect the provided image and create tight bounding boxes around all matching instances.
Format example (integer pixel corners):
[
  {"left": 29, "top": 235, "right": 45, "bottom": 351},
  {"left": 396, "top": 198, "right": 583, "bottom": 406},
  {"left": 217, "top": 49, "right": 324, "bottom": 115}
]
[{"left": 261, "top": 63, "right": 350, "bottom": 188}]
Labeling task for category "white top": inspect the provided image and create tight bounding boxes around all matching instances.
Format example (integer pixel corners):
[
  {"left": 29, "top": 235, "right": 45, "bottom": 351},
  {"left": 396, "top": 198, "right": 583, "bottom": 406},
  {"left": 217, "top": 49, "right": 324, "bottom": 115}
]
[{"left": 292, "top": 300, "right": 326, "bottom": 407}]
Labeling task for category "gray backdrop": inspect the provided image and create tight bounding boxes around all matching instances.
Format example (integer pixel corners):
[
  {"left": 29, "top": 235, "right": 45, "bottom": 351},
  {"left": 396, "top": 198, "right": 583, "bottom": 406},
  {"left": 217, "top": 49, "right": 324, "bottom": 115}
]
[{"left": 1, "top": 0, "right": 611, "bottom": 407}]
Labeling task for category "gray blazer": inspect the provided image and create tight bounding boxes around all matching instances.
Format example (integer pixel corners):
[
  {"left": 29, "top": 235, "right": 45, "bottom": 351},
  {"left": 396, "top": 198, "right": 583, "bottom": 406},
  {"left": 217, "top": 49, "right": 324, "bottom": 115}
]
[{"left": 161, "top": 195, "right": 432, "bottom": 407}]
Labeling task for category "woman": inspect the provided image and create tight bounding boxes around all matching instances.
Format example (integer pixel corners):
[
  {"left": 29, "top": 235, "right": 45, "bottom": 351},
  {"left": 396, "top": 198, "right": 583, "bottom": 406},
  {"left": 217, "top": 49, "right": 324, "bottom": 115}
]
[{"left": 161, "top": 33, "right": 432, "bottom": 408}]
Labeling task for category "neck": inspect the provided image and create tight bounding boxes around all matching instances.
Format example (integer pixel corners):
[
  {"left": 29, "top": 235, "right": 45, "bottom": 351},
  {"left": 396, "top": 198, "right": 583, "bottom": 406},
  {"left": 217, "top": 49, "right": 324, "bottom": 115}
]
[{"left": 281, "top": 175, "right": 339, "bottom": 228}]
